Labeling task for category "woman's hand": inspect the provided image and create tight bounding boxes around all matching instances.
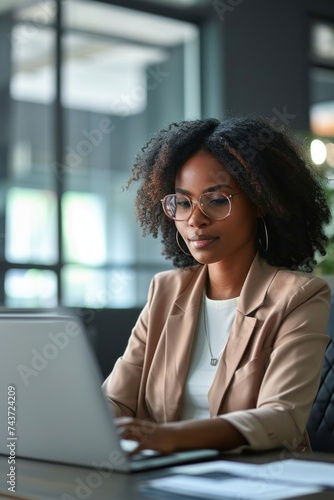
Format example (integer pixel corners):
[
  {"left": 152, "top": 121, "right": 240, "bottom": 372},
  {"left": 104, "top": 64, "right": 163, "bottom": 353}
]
[
  {"left": 115, "top": 417, "right": 181, "bottom": 455},
  {"left": 115, "top": 416, "right": 247, "bottom": 455}
]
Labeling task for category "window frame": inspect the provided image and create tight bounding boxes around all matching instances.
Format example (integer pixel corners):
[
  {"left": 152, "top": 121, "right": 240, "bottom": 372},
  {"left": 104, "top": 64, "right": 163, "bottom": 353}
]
[{"left": 0, "top": 0, "right": 220, "bottom": 308}]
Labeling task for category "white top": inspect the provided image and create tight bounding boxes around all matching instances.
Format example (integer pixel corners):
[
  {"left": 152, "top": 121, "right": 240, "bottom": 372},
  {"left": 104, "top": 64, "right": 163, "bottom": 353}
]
[{"left": 179, "top": 294, "right": 238, "bottom": 420}]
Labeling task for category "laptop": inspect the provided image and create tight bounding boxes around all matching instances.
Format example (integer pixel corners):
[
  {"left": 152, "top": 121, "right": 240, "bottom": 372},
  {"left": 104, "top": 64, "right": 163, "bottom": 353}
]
[{"left": 0, "top": 312, "right": 218, "bottom": 472}]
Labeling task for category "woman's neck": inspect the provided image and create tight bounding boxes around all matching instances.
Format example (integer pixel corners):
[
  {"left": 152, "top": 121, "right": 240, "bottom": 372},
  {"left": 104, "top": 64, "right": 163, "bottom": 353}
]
[{"left": 206, "top": 252, "right": 256, "bottom": 300}]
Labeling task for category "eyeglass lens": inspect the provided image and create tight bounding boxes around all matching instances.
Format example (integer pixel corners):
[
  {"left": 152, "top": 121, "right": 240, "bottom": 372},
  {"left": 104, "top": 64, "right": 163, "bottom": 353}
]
[{"left": 163, "top": 193, "right": 231, "bottom": 221}]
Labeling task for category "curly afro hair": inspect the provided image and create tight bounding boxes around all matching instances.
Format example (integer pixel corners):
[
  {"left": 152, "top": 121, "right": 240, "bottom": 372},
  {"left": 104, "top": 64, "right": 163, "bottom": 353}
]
[{"left": 127, "top": 115, "right": 331, "bottom": 271}]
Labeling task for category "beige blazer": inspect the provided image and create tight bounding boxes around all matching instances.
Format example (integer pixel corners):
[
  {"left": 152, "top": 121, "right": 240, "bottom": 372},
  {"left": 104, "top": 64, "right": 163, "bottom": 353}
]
[{"left": 103, "top": 253, "right": 331, "bottom": 451}]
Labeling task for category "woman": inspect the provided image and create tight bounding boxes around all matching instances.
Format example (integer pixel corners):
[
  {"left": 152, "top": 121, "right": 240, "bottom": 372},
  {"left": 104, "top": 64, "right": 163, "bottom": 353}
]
[{"left": 103, "top": 116, "right": 332, "bottom": 454}]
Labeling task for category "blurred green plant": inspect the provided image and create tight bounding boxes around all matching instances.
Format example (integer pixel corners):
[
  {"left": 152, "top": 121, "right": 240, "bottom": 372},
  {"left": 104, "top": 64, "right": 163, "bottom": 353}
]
[
  {"left": 315, "top": 172, "right": 334, "bottom": 276},
  {"left": 297, "top": 132, "right": 334, "bottom": 276}
]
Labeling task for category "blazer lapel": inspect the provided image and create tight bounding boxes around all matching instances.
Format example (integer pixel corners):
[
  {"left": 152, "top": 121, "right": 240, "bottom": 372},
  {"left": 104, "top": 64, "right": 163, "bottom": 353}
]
[
  {"left": 208, "top": 313, "right": 257, "bottom": 416},
  {"left": 162, "top": 265, "right": 208, "bottom": 421},
  {"left": 208, "top": 254, "right": 279, "bottom": 416}
]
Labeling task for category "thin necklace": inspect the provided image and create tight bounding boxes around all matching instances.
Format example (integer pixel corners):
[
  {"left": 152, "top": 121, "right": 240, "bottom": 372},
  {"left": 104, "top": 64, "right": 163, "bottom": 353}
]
[{"left": 202, "top": 295, "right": 224, "bottom": 366}]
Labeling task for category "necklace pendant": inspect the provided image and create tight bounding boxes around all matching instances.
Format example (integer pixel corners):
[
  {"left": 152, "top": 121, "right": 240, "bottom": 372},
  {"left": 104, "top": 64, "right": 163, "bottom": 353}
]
[{"left": 210, "top": 358, "right": 218, "bottom": 366}]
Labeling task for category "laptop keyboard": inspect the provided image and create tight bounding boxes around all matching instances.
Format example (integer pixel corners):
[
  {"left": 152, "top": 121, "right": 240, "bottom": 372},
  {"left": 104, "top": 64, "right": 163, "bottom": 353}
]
[{"left": 121, "top": 439, "right": 161, "bottom": 460}]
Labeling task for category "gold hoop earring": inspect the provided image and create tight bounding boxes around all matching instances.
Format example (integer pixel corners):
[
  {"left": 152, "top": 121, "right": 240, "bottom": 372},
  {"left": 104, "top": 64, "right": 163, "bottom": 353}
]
[
  {"left": 258, "top": 216, "right": 269, "bottom": 252},
  {"left": 176, "top": 230, "right": 192, "bottom": 256}
]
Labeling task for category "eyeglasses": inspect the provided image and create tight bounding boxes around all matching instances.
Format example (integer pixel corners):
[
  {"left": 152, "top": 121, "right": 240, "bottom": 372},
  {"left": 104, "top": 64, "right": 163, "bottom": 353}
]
[{"left": 161, "top": 192, "right": 240, "bottom": 221}]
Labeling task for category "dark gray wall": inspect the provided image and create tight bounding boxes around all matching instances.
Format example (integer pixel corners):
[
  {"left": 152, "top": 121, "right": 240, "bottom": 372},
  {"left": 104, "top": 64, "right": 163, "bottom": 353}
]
[
  {"left": 219, "top": 0, "right": 308, "bottom": 129},
  {"left": 206, "top": 0, "right": 334, "bottom": 130}
]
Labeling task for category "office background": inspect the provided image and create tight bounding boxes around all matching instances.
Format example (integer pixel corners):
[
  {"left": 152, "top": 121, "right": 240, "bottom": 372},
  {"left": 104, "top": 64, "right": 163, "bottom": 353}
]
[{"left": 0, "top": 0, "right": 334, "bottom": 375}]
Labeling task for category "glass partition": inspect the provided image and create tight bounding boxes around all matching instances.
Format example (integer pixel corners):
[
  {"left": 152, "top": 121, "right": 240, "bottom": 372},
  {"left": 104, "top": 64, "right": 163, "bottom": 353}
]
[{"left": 0, "top": 0, "right": 201, "bottom": 307}]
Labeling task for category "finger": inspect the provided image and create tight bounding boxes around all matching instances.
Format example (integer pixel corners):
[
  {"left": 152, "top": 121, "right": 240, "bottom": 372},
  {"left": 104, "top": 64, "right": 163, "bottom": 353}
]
[
  {"left": 127, "top": 443, "right": 146, "bottom": 457},
  {"left": 118, "top": 426, "right": 140, "bottom": 441},
  {"left": 115, "top": 416, "right": 134, "bottom": 427}
]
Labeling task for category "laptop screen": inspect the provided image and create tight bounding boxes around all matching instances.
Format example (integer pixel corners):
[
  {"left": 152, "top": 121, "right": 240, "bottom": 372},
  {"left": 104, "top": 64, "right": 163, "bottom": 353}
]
[{"left": 0, "top": 313, "right": 126, "bottom": 470}]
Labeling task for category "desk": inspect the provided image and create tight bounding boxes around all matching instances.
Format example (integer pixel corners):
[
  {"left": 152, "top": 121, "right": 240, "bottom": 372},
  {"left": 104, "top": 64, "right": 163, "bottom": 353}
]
[{"left": 1, "top": 451, "right": 334, "bottom": 500}]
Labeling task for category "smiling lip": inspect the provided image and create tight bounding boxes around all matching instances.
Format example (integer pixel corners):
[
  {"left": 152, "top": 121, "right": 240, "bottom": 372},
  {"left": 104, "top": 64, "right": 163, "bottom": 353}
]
[{"left": 188, "top": 236, "right": 218, "bottom": 249}]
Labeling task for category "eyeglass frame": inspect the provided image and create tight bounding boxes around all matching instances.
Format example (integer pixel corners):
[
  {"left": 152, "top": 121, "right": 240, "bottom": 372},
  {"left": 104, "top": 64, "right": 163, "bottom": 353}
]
[{"left": 160, "top": 191, "right": 240, "bottom": 221}]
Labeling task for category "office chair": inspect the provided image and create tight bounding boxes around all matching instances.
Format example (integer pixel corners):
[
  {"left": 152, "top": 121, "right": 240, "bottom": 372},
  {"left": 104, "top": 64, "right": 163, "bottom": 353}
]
[{"left": 307, "top": 297, "right": 334, "bottom": 453}]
